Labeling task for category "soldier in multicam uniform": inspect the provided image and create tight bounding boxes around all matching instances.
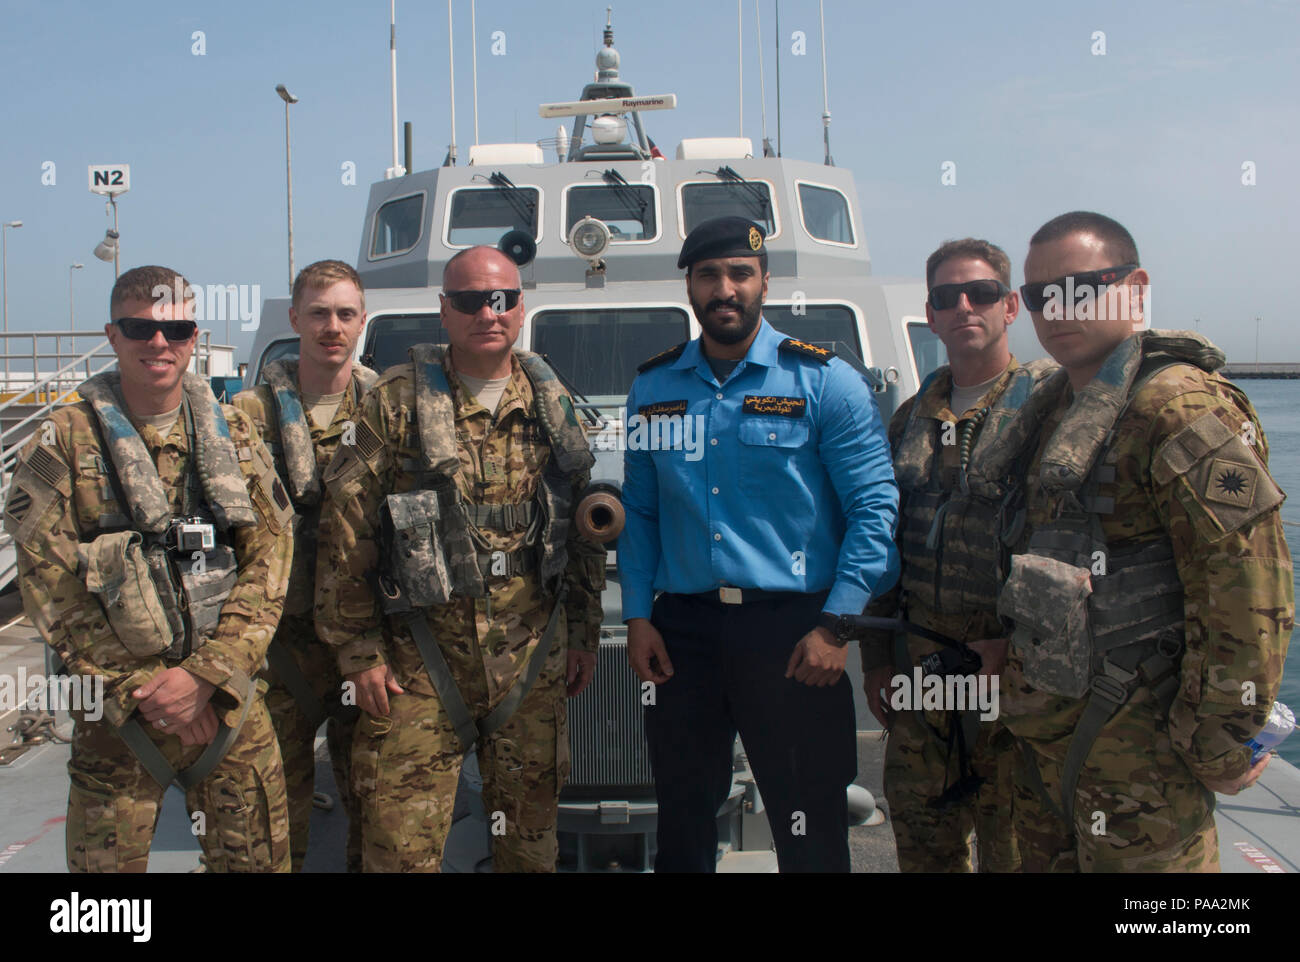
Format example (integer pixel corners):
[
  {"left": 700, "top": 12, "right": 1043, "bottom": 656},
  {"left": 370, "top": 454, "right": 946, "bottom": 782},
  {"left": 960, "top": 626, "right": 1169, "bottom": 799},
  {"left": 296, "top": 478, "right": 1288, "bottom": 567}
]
[
  {"left": 859, "top": 239, "right": 1053, "bottom": 872},
  {"left": 3, "top": 266, "right": 293, "bottom": 872},
  {"left": 994, "top": 211, "right": 1293, "bottom": 871},
  {"left": 234, "top": 260, "right": 376, "bottom": 872},
  {"left": 314, "top": 245, "right": 606, "bottom": 872}
]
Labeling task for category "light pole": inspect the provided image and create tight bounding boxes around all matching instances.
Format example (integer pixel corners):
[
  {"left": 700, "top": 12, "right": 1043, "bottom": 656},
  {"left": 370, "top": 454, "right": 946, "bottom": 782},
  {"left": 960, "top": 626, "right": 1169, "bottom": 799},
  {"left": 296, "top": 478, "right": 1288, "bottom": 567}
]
[
  {"left": 3, "top": 220, "right": 23, "bottom": 386},
  {"left": 69, "top": 263, "right": 84, "bottom": 327},
  {"left": 276, "top": 84, "right": 298, "bottom": 294}
]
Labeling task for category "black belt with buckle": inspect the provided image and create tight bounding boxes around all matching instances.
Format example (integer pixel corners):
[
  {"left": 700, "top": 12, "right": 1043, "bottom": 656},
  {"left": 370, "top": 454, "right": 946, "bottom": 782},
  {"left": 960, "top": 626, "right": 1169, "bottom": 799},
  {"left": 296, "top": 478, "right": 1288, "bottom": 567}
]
[{"left": 683, "top": 587, "right": 811, "bottom": 606}]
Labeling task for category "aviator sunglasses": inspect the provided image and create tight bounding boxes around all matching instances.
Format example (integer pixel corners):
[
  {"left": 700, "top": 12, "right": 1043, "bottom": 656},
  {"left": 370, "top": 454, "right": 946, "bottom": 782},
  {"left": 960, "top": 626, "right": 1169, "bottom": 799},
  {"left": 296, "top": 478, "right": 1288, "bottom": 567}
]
[
  {"left": 443, "top": 288, "right": 522, "bottom": 314},
  {"left": 1019, "top": 264, "right": 1138, "bottom": 313},
  {"left": 927, "top": 279, "right": 1010, "bottom": 311},
  {"left": 113, "top": 317, "right": 199, "bottom": 341}
]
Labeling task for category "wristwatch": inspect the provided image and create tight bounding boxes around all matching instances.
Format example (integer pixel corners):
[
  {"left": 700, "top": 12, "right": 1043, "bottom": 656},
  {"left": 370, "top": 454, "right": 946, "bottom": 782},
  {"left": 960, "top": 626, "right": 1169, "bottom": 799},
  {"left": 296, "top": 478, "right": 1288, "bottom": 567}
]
[{"left": 815, "top": 612, "right": 852, "bottom": 647}]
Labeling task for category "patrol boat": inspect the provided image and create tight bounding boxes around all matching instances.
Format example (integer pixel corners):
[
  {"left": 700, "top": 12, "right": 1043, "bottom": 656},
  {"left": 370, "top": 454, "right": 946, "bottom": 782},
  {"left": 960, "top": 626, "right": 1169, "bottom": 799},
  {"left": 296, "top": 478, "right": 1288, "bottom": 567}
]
[{"left": 0, "top": 13, "right": 1295, "bottom": 875}]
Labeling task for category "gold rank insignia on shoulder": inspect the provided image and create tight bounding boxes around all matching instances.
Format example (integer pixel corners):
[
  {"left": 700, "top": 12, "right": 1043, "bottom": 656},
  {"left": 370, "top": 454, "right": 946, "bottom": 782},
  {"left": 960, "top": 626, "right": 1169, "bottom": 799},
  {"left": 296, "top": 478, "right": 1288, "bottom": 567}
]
[
  {"left": 748, "top": 226, "right": 762, "bottom": 251},
  {"left": 637, "top": 341, "right": 688, "bottom": 373},
  {"left": 743, "top": 395, "right": 807, "bottom": 418},
  {"left": 778, "top": 338, "right": 833, "bottom": 364}
]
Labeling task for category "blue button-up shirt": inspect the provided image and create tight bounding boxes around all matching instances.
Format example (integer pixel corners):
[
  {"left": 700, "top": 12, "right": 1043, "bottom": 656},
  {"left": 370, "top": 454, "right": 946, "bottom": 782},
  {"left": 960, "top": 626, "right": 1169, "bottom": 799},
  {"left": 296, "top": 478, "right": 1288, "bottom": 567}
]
[{"left": 619, "top": 318, "right": 900, "bottom": 621}]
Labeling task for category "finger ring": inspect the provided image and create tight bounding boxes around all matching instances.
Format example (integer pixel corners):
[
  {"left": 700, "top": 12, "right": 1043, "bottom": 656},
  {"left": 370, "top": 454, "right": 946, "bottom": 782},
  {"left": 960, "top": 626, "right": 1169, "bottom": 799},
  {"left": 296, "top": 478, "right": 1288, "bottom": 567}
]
[{"left": 158, "top": 718, "right": 168, "bottom": 728}]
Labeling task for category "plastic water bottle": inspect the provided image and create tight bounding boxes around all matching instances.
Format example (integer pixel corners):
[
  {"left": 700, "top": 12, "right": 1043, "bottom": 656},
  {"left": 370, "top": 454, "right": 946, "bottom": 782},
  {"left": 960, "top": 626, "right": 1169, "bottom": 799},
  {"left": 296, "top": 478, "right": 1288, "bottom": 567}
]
[{"left": 1245, "top": 701, "right": 1295, "bottom": 764}]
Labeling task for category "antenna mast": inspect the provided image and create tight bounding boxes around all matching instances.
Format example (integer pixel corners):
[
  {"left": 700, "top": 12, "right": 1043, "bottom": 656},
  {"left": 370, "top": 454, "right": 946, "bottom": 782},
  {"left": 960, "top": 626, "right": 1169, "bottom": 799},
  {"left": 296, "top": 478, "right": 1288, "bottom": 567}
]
[
  {"left": 819, "top": 0, "right": 833, "bottom": 166},
  {"left": 774, "top": 0, "right": 782, "bottom": 157},
  {"left": 471, "top": 0, "right": 480, "bottom": 146},
  {"left": 387, "top": 0, "right": 405, "bottom": 178},
  {"left": 737, "top": 0, "right": 743, "bottom": 138},
  {"left": 446, "top": 0, "right": 457, "bottom": 165},
  {"left": 755, "top": 0, "right": 772, "bottom": 156}
]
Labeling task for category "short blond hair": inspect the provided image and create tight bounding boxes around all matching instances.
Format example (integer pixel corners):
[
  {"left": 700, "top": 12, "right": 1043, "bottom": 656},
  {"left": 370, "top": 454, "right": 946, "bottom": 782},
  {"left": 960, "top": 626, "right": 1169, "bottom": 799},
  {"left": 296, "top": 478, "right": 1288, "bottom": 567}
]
[
  {"left": 110, "top": 265, "right": 194, "bottom": 317},
  {"left": 925, "top": 239, "right": 1011, "bottom": 290},
  {"left": 292, "top": 260, "right": 365, "bottom": 311}
]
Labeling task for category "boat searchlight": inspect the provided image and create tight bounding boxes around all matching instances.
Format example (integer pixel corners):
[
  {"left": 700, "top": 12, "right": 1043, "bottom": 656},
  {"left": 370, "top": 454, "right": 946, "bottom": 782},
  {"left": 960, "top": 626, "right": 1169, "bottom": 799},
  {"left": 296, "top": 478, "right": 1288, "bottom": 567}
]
[{"left": 569, "top": 216, "right": 611, "bottom": 262}]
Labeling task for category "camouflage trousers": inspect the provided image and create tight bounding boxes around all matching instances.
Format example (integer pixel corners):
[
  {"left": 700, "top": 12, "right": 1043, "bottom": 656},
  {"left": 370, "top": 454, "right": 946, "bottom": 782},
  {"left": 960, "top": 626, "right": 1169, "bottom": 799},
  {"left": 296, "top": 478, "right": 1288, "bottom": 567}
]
[
  {"left": 66, "top": 695, "right": 291, "bottom": 873},
  {"left": 884, "top": 707, "right": 1021, "bottom": 872},
  {"left": 1010, "top": 735, "right": 1220, "bottom": 872},
  {"left": 351, "top": 629, "right": 570, "bottom": 873},
  {"left": 263, "top": 613, "right": 360, "bottom": 872}
]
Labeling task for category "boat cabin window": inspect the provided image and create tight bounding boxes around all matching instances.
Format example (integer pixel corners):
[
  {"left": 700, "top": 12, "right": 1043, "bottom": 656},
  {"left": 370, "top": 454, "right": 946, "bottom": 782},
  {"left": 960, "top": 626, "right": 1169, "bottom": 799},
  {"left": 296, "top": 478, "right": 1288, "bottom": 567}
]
[
  {"left": 363, "top": 313, "right": 446, "bottom": 373},
  {"left": 370, "top": 193, "right": 425, "bottom": 259},
  {"left": 906, "top": 320, "right": 947, "bottom": 385},
  {"left": 797, "top": 183, "right": 855, "bottom": 246},
  {"left": 446, "top": 186, "right": 540, "bottom": 246},
  {"left": 763, "top": 304, "right": 862, "bottom": 361},
  {"left": 252, "top": 338, "right": 300, "bottom": 384},
  {"left": 680, "top": 182, "right": 776, "bottom": 237},
  {"left": 564, "top": 185, "right": 657, "bottom": 241},
  {"left": 531, "top": 307, "right": 691, "bottom": 400}
]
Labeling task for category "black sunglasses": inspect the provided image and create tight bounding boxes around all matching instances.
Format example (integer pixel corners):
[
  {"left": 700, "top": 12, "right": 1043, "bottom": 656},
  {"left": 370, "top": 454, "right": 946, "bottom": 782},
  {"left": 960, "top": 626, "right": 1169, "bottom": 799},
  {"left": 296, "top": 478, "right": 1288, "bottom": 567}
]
[
  {"left": 114, "top": 317, "right": 198, "bottom": 341},
  {"left": 442, "top": 288, "right": 521, "bottom": 314},
  {"left": 1019, "top": 264, "right": 1138, "bottom": 313},
  {"left": 927, "top": 279, "right": 1010, "bottom": 311}
]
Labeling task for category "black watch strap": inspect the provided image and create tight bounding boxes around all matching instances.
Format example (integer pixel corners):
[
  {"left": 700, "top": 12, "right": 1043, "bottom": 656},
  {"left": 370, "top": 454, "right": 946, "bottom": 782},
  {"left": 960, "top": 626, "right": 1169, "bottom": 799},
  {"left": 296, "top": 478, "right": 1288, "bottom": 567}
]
[{"left": 815, "top": 612, "right": 850, "bottom": 647}]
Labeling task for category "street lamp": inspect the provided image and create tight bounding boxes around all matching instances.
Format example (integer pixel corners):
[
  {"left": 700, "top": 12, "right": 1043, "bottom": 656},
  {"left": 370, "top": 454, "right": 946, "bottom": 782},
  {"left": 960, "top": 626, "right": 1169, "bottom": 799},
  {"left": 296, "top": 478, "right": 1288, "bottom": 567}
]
[
  {"left": 276, "top": 84, "right": 298, "bottom": 294},
  {"left": 3, "top": 219, "right": 23, "bottom": 386},
  {"left": 93, "top": 229, "right": 120, "bottom": 271},
  {"left": 69, "top": 263, "right": 84, "bottom": 327}
]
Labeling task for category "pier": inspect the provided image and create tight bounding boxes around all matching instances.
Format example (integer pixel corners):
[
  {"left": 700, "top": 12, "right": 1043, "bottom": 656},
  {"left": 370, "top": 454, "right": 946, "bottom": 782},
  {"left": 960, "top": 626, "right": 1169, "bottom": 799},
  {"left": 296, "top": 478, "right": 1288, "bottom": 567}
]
[{"left": 1220, "top": 363, "right": 1300, "bottom": 379}]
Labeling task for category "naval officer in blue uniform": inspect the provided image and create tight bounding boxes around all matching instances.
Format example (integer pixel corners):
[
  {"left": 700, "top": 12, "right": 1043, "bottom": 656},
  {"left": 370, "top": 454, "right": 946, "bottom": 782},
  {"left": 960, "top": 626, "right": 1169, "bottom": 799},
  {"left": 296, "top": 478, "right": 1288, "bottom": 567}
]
[{"left": 620, "top": 216, "right": 900, "bottom": 872}]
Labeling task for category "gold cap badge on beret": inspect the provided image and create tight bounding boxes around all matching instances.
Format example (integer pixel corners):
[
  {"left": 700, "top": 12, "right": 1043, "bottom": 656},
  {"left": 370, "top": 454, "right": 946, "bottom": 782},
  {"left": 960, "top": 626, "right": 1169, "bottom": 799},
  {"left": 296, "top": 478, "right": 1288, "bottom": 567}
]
[{"left": 749, "top": 226, "right": 762, "bottom": 251}]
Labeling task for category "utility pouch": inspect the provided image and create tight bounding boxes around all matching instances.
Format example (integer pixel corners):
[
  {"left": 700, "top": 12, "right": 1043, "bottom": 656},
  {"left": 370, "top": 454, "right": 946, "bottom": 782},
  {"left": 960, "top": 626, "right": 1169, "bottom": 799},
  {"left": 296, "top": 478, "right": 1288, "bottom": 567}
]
[
  {"left": 382, "top": 489, "right": 453, "bottom": 607},
  {"left": 174, "top": 543, "right": 238, "bottom": 649},
  {"left": 78, "top": 531, "right": 174, "bottom": 657},
  {"left": 998, "top": 553, "right": 1094, "bottom": 698}
]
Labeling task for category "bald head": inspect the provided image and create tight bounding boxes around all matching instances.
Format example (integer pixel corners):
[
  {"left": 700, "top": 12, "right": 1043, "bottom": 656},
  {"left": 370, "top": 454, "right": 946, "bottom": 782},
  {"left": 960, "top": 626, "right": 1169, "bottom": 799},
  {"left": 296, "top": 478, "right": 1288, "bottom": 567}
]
[{"left": 442, "top": 245, "right": 522, "bottom": 290}]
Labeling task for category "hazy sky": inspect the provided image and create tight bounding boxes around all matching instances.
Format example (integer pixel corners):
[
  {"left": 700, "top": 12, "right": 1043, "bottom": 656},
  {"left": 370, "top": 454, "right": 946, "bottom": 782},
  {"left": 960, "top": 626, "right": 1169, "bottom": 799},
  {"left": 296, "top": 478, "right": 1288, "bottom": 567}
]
[{"left": 1, "top": 0, "right": 1296, "bottom": 364}]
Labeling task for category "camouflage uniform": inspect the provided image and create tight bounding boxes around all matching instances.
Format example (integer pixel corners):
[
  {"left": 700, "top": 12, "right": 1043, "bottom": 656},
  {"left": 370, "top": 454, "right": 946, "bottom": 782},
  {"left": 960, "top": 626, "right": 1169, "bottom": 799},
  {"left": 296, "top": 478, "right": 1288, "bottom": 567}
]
[
  {"left": 315, "top": 347, "right": 605, "bottom": 873},
  {"left": 4, "top": 372, "right": 294, "bottom": 872},
  {"left": 998, "top": 332, "right": 1293, "bottom": 871},
  {"left": 860, "top": 358, "right": 1051, "bottom": 872},
  {"left": 234, "top": 359, "right": 375, "bottom": 872}
]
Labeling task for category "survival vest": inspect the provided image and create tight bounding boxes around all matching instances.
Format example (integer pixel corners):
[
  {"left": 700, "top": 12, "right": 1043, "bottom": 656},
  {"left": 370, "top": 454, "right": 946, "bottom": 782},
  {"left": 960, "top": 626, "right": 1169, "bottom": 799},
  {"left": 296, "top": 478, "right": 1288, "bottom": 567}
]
[
  {"left": 892, "top": 358, "right": 1056, "bottom": 618},
  {"left": 77, "top": 371, "right": 254, "bottom": 661},
  {"left": 997, "top": 330, "right": 1247, "bottom": 825},
  {"left": 380, "top": 344, "right": 595, "bottom": 607}
]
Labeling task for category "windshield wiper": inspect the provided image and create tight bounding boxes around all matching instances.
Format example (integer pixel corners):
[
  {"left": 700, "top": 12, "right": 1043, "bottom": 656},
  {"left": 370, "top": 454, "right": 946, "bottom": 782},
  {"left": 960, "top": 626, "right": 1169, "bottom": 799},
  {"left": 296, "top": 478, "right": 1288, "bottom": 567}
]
[
  {"left": 714, "top": 165, "right": 771, "bottom": 222},
  {"left": 600, "top": 169, "right": 648, "bottom": 223},
  {"left": 488, "top": 171, "right": 537, "bottom": 230}
]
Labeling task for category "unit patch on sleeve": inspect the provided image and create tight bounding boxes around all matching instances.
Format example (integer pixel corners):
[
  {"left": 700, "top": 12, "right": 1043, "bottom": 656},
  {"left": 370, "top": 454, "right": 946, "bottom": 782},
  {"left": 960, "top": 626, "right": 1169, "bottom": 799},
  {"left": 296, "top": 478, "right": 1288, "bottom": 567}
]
[
  {"left": 637, "top": 400, "right": 689, "bottom": 418},
  {"left": 743, "top": 395, "right": 807, "bottom": 418}
]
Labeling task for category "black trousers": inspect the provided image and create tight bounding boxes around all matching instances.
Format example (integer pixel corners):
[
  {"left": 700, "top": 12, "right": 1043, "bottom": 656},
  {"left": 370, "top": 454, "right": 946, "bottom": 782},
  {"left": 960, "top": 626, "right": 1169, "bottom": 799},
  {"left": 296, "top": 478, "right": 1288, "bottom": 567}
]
[{"left": 645, "top": 591, "right": 857, "bottom": 872}]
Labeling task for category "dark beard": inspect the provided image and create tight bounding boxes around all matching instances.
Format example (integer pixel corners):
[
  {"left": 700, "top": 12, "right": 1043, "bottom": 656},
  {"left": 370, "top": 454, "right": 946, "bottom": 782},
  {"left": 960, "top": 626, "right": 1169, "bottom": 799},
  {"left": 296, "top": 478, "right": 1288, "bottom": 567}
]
[{"left": 691, "top": 291, "right": 762, "bottom": 346}]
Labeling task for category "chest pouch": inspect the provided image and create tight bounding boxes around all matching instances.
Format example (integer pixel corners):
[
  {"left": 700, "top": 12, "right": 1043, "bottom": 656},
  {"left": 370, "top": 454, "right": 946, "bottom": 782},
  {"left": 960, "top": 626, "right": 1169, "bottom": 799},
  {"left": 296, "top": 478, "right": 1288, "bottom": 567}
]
[
  {"left": 997, "top": 553, "right": 1094, "bottom": 698},
  {"left": 381, "top": 489, "right": 454, "bottom": 607},
  {"left": 78, "top": 530, "right": 175, "bottom": 658},
  {"left": 172, "top": 541, "right": 238, "bottom": 655}
]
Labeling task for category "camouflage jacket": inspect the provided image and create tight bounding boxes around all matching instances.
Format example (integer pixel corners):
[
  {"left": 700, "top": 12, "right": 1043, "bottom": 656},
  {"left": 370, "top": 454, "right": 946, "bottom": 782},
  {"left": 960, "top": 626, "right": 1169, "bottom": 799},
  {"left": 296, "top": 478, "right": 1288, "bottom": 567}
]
[
  {"left": 233, "top": 363, "right": 372, "bottom": 617},
  {"left": 5, "top": 398, "right": 294, "bottom": 727},
  {"left": 314, "top": 349, "right": 606, "bottom": 699},
  {"left": 860, "top": 358, "right": 1039, "bottom": 670},
  {"left": 1002, "top": 352, "right": 1294, "bottom": 786}
]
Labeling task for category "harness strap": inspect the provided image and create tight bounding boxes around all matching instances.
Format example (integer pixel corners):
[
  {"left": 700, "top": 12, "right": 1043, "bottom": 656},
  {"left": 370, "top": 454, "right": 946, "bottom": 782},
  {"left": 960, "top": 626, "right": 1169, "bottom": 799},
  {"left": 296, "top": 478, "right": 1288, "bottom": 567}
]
[
  {"left": 404, "top": 590, "right": 566, "bottom": 755},
  {"left": 266, "top": 638, "right": 328, "bottom": 731},
  {"left": 116, "top": 672, "right": 257, "bottom": 791}
]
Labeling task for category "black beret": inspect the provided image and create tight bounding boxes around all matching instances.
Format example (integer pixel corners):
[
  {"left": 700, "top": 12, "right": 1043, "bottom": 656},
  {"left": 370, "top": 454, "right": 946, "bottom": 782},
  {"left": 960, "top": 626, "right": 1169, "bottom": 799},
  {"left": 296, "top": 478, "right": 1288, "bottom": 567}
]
[{"left": 677, "top": 216, "right": 766, "bottom": 269}]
